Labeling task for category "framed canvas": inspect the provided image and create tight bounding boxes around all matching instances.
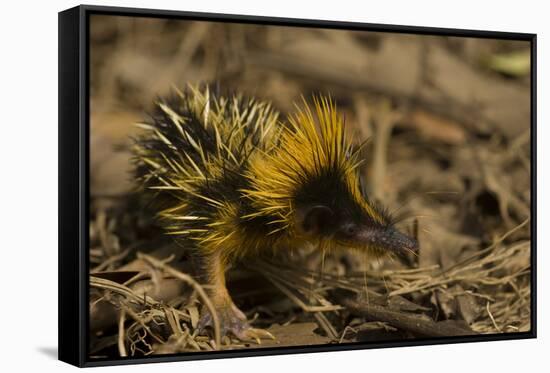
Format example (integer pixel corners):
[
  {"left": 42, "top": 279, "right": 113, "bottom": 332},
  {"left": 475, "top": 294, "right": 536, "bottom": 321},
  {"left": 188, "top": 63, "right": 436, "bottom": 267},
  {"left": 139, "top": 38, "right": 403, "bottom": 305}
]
[{"left": 58, "top": 5, "right": 536, "bottom": 367}]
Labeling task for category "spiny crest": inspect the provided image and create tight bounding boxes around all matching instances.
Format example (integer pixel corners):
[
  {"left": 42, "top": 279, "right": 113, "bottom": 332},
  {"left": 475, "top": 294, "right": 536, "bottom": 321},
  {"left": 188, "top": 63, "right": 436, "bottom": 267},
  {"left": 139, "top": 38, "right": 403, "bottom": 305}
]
[
  {"left": 243, "top": 96, "right": 383, "bottom": 234},
  {"left": 132, "top": 84, "right": 281, "bottom": 232},
  {"left": 287, "top": 96, "right": 356, "bottom": 176},
  {"left": 134, "top": 84, "right": 280, "bottom": 179}
]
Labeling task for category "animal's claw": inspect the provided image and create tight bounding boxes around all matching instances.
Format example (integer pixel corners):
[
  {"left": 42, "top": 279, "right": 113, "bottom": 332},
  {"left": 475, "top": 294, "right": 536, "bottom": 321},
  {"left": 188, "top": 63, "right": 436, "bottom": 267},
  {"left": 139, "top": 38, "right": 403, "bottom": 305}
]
[
  {"left": 198, "top": 303, "right": 275, "bottom": 345},
  {"left": 233, "top": 327, "right": 275, "bottom": 344}
]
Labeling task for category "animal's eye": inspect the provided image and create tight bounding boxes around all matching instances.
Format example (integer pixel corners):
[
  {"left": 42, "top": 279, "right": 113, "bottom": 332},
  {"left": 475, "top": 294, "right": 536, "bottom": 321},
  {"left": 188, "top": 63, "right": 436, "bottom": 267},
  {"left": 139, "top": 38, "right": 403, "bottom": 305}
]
[{"left": 343, "top": 224, "right": 357, "bottom": 236}]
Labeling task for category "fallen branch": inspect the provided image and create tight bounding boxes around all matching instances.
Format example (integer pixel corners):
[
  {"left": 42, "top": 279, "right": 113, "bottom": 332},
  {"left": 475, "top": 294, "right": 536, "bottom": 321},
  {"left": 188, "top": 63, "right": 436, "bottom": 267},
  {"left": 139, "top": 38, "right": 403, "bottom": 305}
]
[{"left": 333, "top": 289, "right": 475, "bottom": 337}]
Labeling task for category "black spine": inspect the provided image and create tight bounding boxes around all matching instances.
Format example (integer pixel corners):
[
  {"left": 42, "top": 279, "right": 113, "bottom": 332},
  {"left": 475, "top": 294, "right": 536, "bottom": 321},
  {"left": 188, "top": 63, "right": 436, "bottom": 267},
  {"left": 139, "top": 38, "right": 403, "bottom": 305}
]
[{"left": 58, "top": 6, "right": 85, "bottom": 367}]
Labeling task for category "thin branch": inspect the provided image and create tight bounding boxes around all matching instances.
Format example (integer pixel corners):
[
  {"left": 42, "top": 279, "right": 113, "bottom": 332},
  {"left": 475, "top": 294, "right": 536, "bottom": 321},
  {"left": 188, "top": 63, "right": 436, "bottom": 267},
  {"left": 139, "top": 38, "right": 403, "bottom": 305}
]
[
  {"left": 137, "top": 253, "right": 221, "bottom": 349},
  {"left": 118, "top": 309, "right": 127, "bottom": 357}
]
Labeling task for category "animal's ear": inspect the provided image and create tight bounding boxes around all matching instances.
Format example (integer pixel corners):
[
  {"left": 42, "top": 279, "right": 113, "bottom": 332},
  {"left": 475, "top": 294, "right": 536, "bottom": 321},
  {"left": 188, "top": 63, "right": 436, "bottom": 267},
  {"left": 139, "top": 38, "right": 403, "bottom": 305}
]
[{"left": 297, "top": 205, "right": 334, "bottom": 235}]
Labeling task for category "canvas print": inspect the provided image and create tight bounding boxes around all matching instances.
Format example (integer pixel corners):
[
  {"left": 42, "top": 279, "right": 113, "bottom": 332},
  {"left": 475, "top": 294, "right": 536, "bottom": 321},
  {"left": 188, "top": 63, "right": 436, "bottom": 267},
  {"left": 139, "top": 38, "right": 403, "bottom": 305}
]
[{"left": 88, "top": 14, "right": 532, "bottom": 359}]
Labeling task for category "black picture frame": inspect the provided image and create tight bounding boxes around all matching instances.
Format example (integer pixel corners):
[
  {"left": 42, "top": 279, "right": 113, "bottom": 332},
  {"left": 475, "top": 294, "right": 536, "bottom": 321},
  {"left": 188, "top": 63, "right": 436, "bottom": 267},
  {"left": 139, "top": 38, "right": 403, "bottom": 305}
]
[{"left": 58, "top": 4, "right": 537, "bottom": 367}]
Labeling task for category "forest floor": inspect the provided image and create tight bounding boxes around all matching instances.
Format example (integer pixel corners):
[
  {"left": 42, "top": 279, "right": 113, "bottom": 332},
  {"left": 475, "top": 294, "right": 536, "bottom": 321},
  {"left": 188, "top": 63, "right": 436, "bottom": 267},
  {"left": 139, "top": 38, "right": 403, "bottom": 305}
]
[{"left": 88, "top": 16, "right": 532, "bottom": 358}]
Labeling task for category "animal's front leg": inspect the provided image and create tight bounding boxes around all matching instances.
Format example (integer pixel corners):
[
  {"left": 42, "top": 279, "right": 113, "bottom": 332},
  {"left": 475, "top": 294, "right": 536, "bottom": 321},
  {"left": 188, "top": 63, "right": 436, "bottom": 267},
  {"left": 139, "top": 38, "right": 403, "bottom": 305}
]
[{"left": 197, "top": 252, "right": 274, "bottom": 344}]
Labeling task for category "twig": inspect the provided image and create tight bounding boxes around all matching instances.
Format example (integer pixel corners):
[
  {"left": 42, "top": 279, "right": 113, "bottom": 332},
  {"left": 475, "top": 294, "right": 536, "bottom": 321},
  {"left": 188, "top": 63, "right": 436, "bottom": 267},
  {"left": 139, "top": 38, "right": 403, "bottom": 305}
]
[
  {"left": 263, "top": 272, "right": 342, "bottom": 312},
  {"left": 90, "top": 276, "right": 160, "bottom": 306},
  {"left": 137, "top": 253, "right": 221, "bottom": 349},
  {"left": 314, "top": 312, "right": 339, "bottom": 340},
  {"left": 118, "top": 309, "right": 127, "bottom": 357},
  {"left": 441, "top": 218, "right": 529, "bottom": 275},
  {"left": 124, "top": 306, "right": 165, "bottom": 345},
  {"left": 486, "top": 301, "right": 502, "bottom": 332},
  {"left": 92, "top": 248, "right": 131, "bottom": 273}
]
